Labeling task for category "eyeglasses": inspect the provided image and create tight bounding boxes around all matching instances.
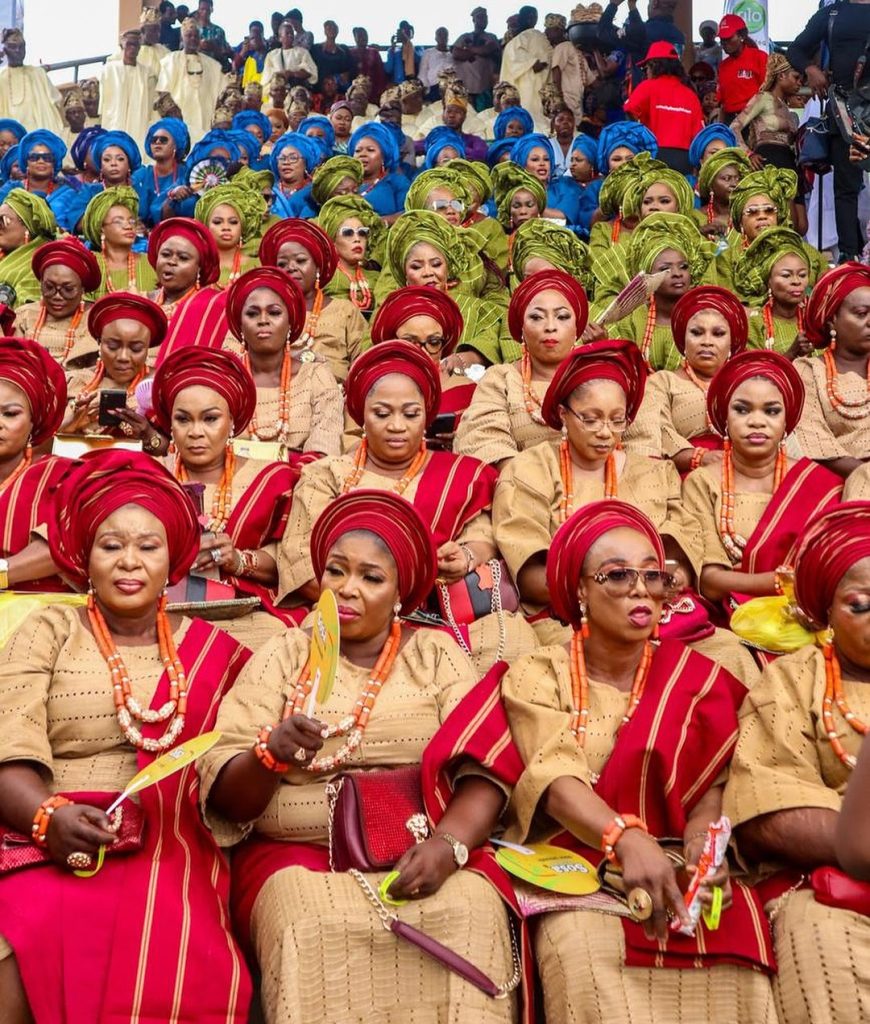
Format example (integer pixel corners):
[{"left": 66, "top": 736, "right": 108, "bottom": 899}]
[
  {"left": 41, "top": 281, "right": 81, "bottom": 299},
  {"left": 277, "top": 153, "right": 303, "bottom": 164},
  {"left": 337, "top": 226, "right": 371, "bottom": 238},
  {"left": 428, "top": 198, "right": 465, "bottom": 213},
  {"left": 404, "top": 336, "right": 446, "bottom": 355},
  {"left": 589, "top": 567, "right": 674, "bottom": 597},
  {"left": 563, "top": 405, "right": 627, "bottom": 433},
  {"left": 744, "top": 204, "right": 777, "bottom": 217},
  {"left": 26, "top": 152, "right": 53, "bottom": 163},
  {"left": 104, "top": 217, "right": 137, "bottom": 229}
]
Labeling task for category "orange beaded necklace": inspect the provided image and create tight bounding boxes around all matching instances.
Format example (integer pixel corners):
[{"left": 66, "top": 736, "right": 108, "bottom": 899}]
[
  {"left": 244, "top": 350, "right": 292, "bottom": 441},
  {"left": 568, "top": 629, "right": 653, "bottom": 747},
  {"left": 610, "top": 214, "right": 622, "bottom": 244},
  {"left": 174, "top": 446, "right": 236, "bottom": 532},
  {"left": 640, "top": 297, "right": 659, "bottom": 364},
  {"left": 341, "top": 439, "right": 428, "bottom": 495},
  {"left": 223, "top": 246, "right": 244, "bottom": 286},
  {"left": 821, "top": 641, "right": 869, "bottom": 769},
  {"left": 154, "top": 282, "right": 199, "bottom": 319},
  {"left": 559, "top": 439, "right": 617, "bottom": 522},
  {"left": 297, "top": 282, "right": 325, "bottom": 359},
  {"left": 762, "top": 300, "right": 804, "bottom": 351},
  {"left": 521, "top": 347, "right": 547, "bottom": 425},
  {"left": 822, "top": 346, "right": 870, "bottom": 420},
  {"left": 88, "top": 592, "right": 188, "bottom": 752},
  {"left": 337, "top": 263, "right": 372, "bottom": 310},
  {"left": 33, "top": 300, "right": 86, "bottom": 366},
  {"left": 0, "top": 446, "right": 32, "bottom": 494},
  {"left": 284, "top": 618, "right": 401, "bottom": 772},
  {"left": 102, "top": 250, "right": 138, "bottom": 294},
  {"left": 718, "top": 438, "right": 787, "bottom": 564},
  {"left": 79, "top": 361, "right": 146, "bottom": 401}
]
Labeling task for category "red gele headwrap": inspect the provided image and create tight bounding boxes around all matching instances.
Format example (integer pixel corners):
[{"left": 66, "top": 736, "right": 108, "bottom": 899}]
[
  {"left": 258, "top": 219, "right": 338, "bottom": 285},
  {"left": 32, "top": 237, "right": 102, "bottom": 294},
  {"left": 344, "top": 339, "right": 442, "bottom": 428},
  {"left": 793, "top": 502, "right": 870, "bottom": 628},
  {"left": 671, "top": 285, "right": 749, "bottom": 356},
  {"left": 540, "top": 338, "right": 648, "bottom": 431},
  {"left": 147, "top": 216, "right": 221, "bottom": 287},
  {"left": 49, "top": 450, "right": 200, "bottom": 586},
  {"left": 0, "top": 337, "right": 67, "bottom": 444},
  {"left": 804, "top": 262, "right": 870, "bottom": 348},
  {"left": 225, "top": 266, "right": 308, "bottom": 344},
  {"left": 370, "top": 287, "right": 465, "bottom": 357},
  {"left": 507, "top": 268, "right": 589, "bottom": 343},
  {"left": 547, "top": 499, "right": 665, "bottom": 629},
  {"left": 310, "top": 488, "right": 437, "bottom": 614},
  {"left": 706, "top": 349, "right": 804, "bottom": 438},
  {"left": 151, "top": 347, "right": 257, "bottom": 435},
  {"left": 87, "top": 292, "right": 168, "bottom": 349}
]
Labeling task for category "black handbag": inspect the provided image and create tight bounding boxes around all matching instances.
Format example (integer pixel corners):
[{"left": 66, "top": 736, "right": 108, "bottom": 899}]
[{"left": 796, "top": 115, "right": 833, "bottom": 174}]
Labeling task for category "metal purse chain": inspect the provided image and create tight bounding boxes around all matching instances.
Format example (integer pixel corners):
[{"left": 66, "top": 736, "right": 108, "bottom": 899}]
[{"left": 438, "top": 559, "right": 508, "bottom": 662}]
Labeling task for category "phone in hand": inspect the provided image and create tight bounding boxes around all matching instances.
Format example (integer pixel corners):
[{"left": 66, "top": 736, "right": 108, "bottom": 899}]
[
  {"left": 98, "top": 389, "right": 127, "bottom": 426},
  {"left": 426, "top": 412, "right": 457, "bottom": 439}
]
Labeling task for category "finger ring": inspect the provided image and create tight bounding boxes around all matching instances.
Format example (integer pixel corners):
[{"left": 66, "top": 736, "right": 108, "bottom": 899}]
[
  {"left": 211, "top": 548, "right": 222, "bottom": 564},
  {"left": 67, "top": 851, "right": 93, "bottom": 870},
  {"left": 627, "top": 887, "right": 653, "bottom": 922},
  {"left": 294, "top": 747, "right": 308, "bottom": 763}
]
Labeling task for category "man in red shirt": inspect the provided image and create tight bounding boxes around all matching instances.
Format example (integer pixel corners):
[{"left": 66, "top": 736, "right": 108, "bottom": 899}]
[
  {"left": 716, "top": 14, "right": 768, "bottom": 124},
  {"left": 623, "top": 41, "right": 703, "bottom": 173}
]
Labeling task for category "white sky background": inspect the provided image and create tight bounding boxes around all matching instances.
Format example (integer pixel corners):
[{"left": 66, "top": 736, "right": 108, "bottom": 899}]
[{"left": 19, "top": 0, "right": 818, "bottom": 81}]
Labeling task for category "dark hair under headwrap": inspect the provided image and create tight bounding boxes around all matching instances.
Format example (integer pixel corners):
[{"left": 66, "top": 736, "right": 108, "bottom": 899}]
[
  {"left": 508, "top": 268, "right": 589, "bottom": 343},
  {"left": 671, "top": 285, "right": 749, "bottom": 356},
  {"left": 706, "top": 349, "right": 804, "bottom": 438},
  {"left": 92, "top": 130, "right": 142, "bottom": 173},
  {"left": 541, "top": 339, "right": 648, "bottom": 431},
  {"left": 793, "top": 502, "right": 870, "bottom": 629},
  {"left": 258, "top": 218, "right": 338, "bottom": 284},
  {"left": 345, "top": 340, "right": 442, "bottom": 428},
  {"left": 145, "top": 118, "right": 191, "bottom": 161},
  {"left": 147, "top": 216, "right": 221, "bottom": 287},
  {"left": 225, "top": 266, "right": 307, "bottom": 344},
  {"left": 547, "top": 500, "right": 665, "bottom": 628},
  {"left": 49, "top": 450, "right": 200, "bottom": 586},
  {"left": 804, "top": 262, "right": 870, "bottom": 348},
  {"left": 88, "top": 292, "right": 167, "bottom": 349},
  {"left": 370, "top": 288, "right": 464, "bottom": 357},
  {"left": 0, "top": 337, "right": 67, "bottom": 444},
  {"left": 32, "top": 237, "right": 101, "bottom": 293},
  {"left": 151, "top": 347, "right": 257, "bottom": 436},
  {"left": 310, "top": 489, "right": 437, "bottom": 615}
]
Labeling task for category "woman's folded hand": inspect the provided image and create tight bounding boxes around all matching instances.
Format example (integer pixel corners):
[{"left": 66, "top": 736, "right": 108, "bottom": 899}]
[
  {"left": 46, "top": 803, "right": 118, "bottom": 868},
  {"left": 388, "top": 837, "right": 457, "bottom": 900}
]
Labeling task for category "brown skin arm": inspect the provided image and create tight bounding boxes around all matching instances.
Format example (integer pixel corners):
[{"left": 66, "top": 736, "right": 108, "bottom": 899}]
[
  {"left": 736, "top": 807, "right": 839, "bottom": 869},
  {"left": 517, "top": 552, "right": 549, "bottom": 607},
  {"left": 836, "top": 735, "right": 870, "bottom": 879},
  {"left": 820, "top": 456, "right": 866, "bottom": 480},
  {"left": 7, "top": 539, "right": 59, "bottom": 587},
  {"left": 700, "top": 564, "right": 778, "bottom": 603}
]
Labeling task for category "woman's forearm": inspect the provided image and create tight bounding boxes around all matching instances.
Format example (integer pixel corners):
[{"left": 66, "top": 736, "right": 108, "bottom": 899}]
[
  {"left": 0, "top": 762, "right": 51, "bottom": 832},
  {"left": 434, "top": 775, "right": 506, "bottom": 849},
  {"left": 518, "top": 557, "right": 549, "bottom": 606},
  {"left": 8, "top": 539, "right": 60, "bottom": 587},
  {"left": 544, "top": 774, "right": 618, "bottom": 849},
  {"left": 699, "top": 565, "right": 777, "bottom": 602},
  {"left": 837, "top": 735, "right": 870, "bottom": 878},
  {"left": 736, "top": 807, "right": 839, "bottom": 868},
  {"left": 206, "top": 750, "right": 284, "bottom": 823}
]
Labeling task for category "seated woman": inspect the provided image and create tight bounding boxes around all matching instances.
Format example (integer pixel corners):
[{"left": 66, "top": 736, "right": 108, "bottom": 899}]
[
  {"left": 131, "top": 117, "right": 191, "bottom": 227},
  {"left": 80, "top": 185, "right": 157, "bottom": 297},
  {"left": 595, "top": 120, "right": 659, "bottom": 177},
  {"left": 449, "top": 157, "right": 509, "bottom": 274},
  {"left": 723, "top": 502, "right": 870, "bottom": 1024},
  {"left": 794, "top": 263, "right": 870, "bottom": 478},
  {"left": 688, "top": 122, "right": 737, "bottom": 175},
  {"left": 349, "top": 121, "right": 410, "bottom": 220},
  {"left": 695, "top": 146, "right": 751, "bottom": 237},
  {"left": 455, "top": 269, "right": 587, "bottom": 466},
  {"left": 0, "top": 190, "right": 57, "bottom": 305},
  {"left": 508, "top": 217, "right": 592, "bottom": 306},
  {"left": 224, "top": 267, "right": 342, "bottom": 459},
  {"left": 567, "top": 134, "right": 603, "bottom": 239},
  {"left": 62, "top": 293, "right": 166, "bottom": 447},
  {"left": 645, "top": 285, "right": 749, "bottom": 474},
  {"left": 381, "top": 210, "right": 504, "bottom": 368},
  {"left": 735, "top": 226, "right": 816, "bottom": 357},
  {"left": 316, "top": 194, "right": 384, "bottom": 313},
  {"left": 0, "top": 450, "right": 252, "bottom": 1023},
  {"left": 194, "top": 181, "right": 264, "bottom": 287},
  {"left": 491, "top": 163, "right": 546, "bottom": 256},
  {"left": 606, "top": 213, "right": 715, "bottom": 371},
  {"left": 510, "top": 132, "right": 579, "bottom": 224},
  {"left": 270, "top": 132, "right": 321, "bottom": 219},
  {"left": 258, "top": 219, "right": 365, "bottom": 385},
  {"left": 493, "top": 104, "right": 534, "bottom": 140},
  {"left": 201, "top": 490, "right": 520, "bottom": 1024},
  {"left": 501, "top": 500, "right": 776, "bottom": 1024},
  {"left": 15, "top": 237, "right": 100, "bottom": 368},
  {"left": 493, "top": 340, "right": 700, "bottom": 638},
  {"left": 422, "top": 128, "right": 466, "bottom": 169},
  {"left": 0, "top": 130, "right": 74, "bottom": 225},
  {"left": 146, "top": 215, "right": 222, "bottom": 321},
  {"left": 309, "top": 154, "right": 363, "bottom": 210},
  {"left": 682, "top": 350, "right": 842, "bottom": 610}
]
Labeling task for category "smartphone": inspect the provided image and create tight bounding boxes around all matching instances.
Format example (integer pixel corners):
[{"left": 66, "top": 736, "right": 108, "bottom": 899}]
[
  {"left": 426, "top": 412, "right": 457, "bottom": 438},
  {"left": 98, "top": 389, "right": 127, "bottom": 426}
]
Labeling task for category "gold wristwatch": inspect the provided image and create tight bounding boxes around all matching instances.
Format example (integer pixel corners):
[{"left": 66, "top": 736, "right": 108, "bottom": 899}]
[
  {"left": 435, "top": 832, "right": 469, "bottom": 867},
  {"left": 0, "top": 558, "right": 10, "bottom": 590}
]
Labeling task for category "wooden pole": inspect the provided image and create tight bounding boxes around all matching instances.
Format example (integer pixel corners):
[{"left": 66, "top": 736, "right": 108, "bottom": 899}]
[{"left": 675, "top": 0, "right": 696, "bottom": 69}]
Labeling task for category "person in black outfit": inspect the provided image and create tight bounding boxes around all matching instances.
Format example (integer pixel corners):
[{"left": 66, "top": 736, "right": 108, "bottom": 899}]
[
  {"left": 159, "top": 1, "right": 181, "bottom": 51},
  {"left": 312, "top": 20, "right": 354, "bottom": 93},
  {"left": 789, "top": 0, "right": 870, "bottom": 261}
]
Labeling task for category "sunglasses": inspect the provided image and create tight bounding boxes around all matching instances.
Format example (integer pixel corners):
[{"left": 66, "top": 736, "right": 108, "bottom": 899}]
[
  {"left": 338, "top": 226, "right": 370, "bottom": 238},
  {"left": 744, "top": 204, "right": 777, "bottom": 216},
  {"left": 151, "top": 135, "right": 172, "bottom": 144},
  {"left": 26, "top": 152, "right": 53, "bottom": 163},
  {"left": 428, "top": 198, "right": 465, "bottom": 213},
  {"left": 589, "top": 567, "right": 675, "bottom": 597}
]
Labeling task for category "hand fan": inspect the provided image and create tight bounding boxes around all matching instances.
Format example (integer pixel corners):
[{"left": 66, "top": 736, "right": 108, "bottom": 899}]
[
  {"left": 134, "top": 377, "right": 153, "bottom": 417},
  {"left": 305, "top": 589, "right": 340, "bottom": 717},
  {"left": 596, "top": 269, "right": 670, "bottom": 326},
  {"left": 188, "top": 157, "right": 229, "bottom": 192},
  {"left": 494, "top": 842, "right": 601, "bottom": 895}
]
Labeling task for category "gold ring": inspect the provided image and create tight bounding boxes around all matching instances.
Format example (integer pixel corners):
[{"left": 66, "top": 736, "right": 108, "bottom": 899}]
[
  {"left": 294, "top": 747, "right": 308, "bottom": 763},
  {"left": 627, "top": 887, "right": 653, "bottom": 922},
  {"left": 66, "top": 851, "right": 93, "bottom": 870}
]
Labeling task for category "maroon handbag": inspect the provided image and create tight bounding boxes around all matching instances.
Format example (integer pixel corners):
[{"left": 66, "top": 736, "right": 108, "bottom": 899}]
[
  {"left": 811, "top": 866, "right": 870, "bottom": 916},
  {"left": 326, "top": 766, "right": 429, "bottom": 872},
  {"left": 0, "top": 791, "right": 146, "bottom": 875}
]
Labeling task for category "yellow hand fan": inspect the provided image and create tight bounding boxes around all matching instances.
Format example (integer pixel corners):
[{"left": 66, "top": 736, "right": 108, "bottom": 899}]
[
  {"left": 305, "top": 589, "right": 340, "bottom": 716},
  {"left": 494, "top": 841, "right": 601, "bottom": 895}
]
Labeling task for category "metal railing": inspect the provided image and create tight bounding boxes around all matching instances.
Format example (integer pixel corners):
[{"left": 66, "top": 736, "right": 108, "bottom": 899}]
[{"left": 41, "top": 54, "right": 111, "bottom": 82}]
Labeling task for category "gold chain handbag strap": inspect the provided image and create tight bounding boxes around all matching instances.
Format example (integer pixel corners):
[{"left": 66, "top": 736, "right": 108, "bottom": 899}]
[
  {"left": 438, "top": 559, "right": 508, "bottom": 662},
  {"left": 325, "top": 777, "right": 343, "bottom": 873}
]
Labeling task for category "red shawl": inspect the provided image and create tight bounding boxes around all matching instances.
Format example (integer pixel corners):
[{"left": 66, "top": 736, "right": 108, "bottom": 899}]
[
  {"left": 412, "top": 451, "right": 498, "bottom": 547},
  {"left": 0, "top": 455, "right": 70, "bottom": 591},
  {"left": 0, "top": 618, "right": 253, "bottom": 1022},
  {"left": 153, "top": 286, "right": 229, "bottom": 368}
]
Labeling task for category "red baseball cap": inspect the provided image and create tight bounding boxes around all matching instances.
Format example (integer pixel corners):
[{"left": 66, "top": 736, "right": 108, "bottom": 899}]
[
  {"left": 718, "top": 14, "right": 747, "bottom": 39},
  {"left": 638, "top": 40, "right": 680, "bottom": 64}
]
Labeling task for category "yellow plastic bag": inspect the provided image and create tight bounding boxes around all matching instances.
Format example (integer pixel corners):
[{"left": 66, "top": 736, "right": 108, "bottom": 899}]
[
  {"left": 0, "top": 592, "right": 86, "bottom": 649},
  {"left": 730, "top": 595, "right": 821, "bottom": 654}
]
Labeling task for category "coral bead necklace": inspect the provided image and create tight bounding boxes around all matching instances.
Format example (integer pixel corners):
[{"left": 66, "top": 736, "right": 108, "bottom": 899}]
[
  {"left": 559, "top": 439, "right": 617, "bottom": 522},
  {"left": 821, "top": 641, "right": 869, "bottom": 769},
  {"left": 718, "top": 439, "right": 786, "bottom": 564}
]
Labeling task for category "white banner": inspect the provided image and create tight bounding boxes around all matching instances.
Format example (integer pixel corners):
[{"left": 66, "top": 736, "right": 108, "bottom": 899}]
[{"left": 723, "top": 0, "right": 769, "bottom": 54}]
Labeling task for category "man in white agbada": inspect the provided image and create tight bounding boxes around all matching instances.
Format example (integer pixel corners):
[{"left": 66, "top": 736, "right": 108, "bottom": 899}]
[
  {"left": 108, "top": 8, "right": 168, "bottom": 85},
  {"left": 260, "top": 20, "right": 317, "bottom": 98},
  {"left": 156, "top": 18, "right": 222, "bottom": 145},
  {"left": 101, "top": 31, "right": 154, "bottom": 143},
  {"left": 500, "top": 5, "right": 552, "bottom": 125},
  {"left": 0, "top": 29, "right": 64, "bottom": 134}
]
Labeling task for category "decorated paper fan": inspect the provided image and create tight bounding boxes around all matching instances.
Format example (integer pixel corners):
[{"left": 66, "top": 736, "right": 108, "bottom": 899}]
[
  {"left": 597, "top": 269, "right": 670, "bottom": 326},
  {"left": 188, "top": 157, "right": 229, "bottom": 193},
  {"left": 135, "top": 377, "right": 153, "bottom": 417}
]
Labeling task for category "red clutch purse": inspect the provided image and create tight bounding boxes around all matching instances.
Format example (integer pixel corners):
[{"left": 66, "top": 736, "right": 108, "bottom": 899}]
[
  {"left": 0, "top": 791, "right": 146, "bottom": 876},
  {"left": 811, "top": 866, "right": 870, "bottom": 916},
  {"left": 326, "top": 766, "right": 428, "bottom": 872}
]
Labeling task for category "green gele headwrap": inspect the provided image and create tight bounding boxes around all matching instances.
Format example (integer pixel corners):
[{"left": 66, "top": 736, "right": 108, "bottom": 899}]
[
  {"left": 491, "top": 162, "right": 546, "bottom": 229},
  {"left": 628, "top": 211, "right": 715, "bottom": 280},
  {"left": 405, "top": 167, "right": 471, "bottom": 212},
  {"left": 448, "top": 158, "right": 492, "bottom": 204},
  {"left": 697, "top": 146, "right": 752, "bottom": 203},
  {"left": 317, "top": 193, "right": 387, "bottom": 264},
  {"left": 5, "top": 189, "right": 56, "bottom": 239},
  {"left": 598, "top": 152, "right": 669, "bottom": 219},
  {"left": 730, "top": 167, "right": 797, "bottom": 231},
  {"left": 623, "top": 161, "right": 696, "bottom": 219},
  {"left": 511, "top": 218, "right": 591, "bottom": 288},
  {"left": 386, "top": 209, "right": 473, "bottom": 284},
  {"left": 81, "top": 185, "right": 140, "bottom": 248},
  {"left": 733, "top": 225, "right": 815, "bottom": 305},
  {"left": 194, "top": 181, "right": 267, "bottom": 243},
  {"left": 310, "top": 155, "right": 363, "bottom": 208}
]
